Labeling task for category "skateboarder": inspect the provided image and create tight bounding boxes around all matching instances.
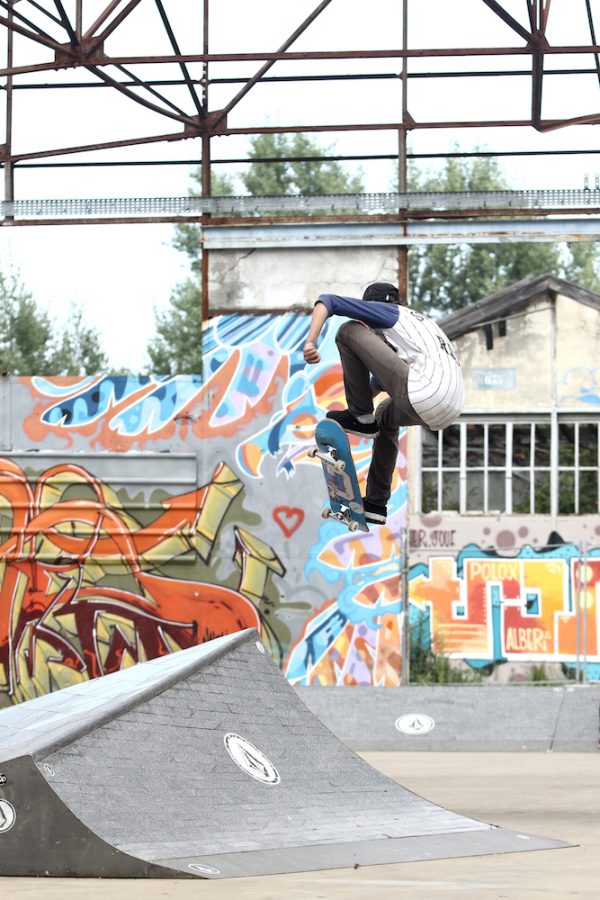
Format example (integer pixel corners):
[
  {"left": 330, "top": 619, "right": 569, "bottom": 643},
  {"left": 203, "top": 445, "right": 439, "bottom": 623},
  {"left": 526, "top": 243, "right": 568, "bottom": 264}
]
[{"left": 303, "top": 282, "right": 464, "bottom": 525}]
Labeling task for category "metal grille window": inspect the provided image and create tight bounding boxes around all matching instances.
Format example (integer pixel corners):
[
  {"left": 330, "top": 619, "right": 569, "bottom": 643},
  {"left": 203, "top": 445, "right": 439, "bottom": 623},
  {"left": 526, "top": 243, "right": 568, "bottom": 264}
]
[
  {"left": 419, "top": 418, "right": 600, "bottom": 515},
  {"left": 557, "top": 422, "right": 599, "bottom": 515}
]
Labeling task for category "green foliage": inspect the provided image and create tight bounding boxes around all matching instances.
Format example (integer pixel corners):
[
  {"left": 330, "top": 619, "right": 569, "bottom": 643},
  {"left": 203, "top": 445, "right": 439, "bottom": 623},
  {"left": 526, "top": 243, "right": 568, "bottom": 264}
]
[
  {"left": 407, "top": 154, "right": 600, "bottom": 313},
  {"left": 241, "top": 133, "right": 364, "bottom": 196},
  {"left": 0, "top": 273, "right": 53, "bottom": 374},
  {"left": 243, "top": 133, "right": 294, "bottom": 196},
  {"left": 560, "top": 241, "right": 600, "bottom": 289},
  {"left": 561, "top": 662, "right": 577, "bottom": 681},
  {"left": 410, "top": 241, "right": 563, "bottom": 315},
  {"left": 530, "top": 663, "right": 549, "bottom": 683},
  {"left": 146, "top": 279, "right": 202, "bottom": 375},
  {"left": 409, "top": 612, "right": 481, "bottom": 684},
  {"left": 51, "top": 306, "right": 109, "bottom": 375},
  {"left": 409, "top": 154, "right": 507, "bottom": 194},
  {"left": 0, "top": 274, "right": 107, "bottom": 375}
]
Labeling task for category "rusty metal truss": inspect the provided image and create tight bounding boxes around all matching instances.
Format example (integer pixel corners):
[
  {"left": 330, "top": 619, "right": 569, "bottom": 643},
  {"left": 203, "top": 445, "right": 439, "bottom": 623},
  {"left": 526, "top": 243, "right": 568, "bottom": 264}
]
[{"left": 0, "top": 0, "right": 599, "bottom": 230}]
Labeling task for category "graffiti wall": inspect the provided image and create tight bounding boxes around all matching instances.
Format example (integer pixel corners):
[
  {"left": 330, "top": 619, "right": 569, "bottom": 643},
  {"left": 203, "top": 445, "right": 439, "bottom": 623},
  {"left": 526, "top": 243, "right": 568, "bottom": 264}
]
[
  {"left": 0, "top": 314, "right": 407, "bottom": 706},
  {"left": 409, "top": 515, "right": 600, "bottom": 680},
  {"left": 3, "top": 313, "right": 597, "bottom": 707}
]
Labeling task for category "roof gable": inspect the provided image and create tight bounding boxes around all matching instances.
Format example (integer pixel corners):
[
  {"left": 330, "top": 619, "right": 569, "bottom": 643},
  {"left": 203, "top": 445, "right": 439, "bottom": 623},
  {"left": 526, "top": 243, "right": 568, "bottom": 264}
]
[{"left": 439, "top": 273, "right": 600, "bottom": 340}]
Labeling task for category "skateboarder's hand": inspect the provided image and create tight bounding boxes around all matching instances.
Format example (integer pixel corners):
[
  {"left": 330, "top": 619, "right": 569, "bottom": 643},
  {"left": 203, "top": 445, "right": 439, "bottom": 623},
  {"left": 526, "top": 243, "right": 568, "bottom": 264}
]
[{"left": 304, "top": 340, "right": 320, "bottom": 364}]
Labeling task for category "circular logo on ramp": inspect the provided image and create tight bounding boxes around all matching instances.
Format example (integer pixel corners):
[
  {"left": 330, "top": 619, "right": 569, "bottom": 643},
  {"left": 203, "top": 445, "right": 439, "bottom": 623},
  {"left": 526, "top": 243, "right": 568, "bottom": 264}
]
[
  {"left": 223, "top": 733, "right": 280, "bottom": 785},
  {"left": 0, "top": 799, "right": 16, "bottom": 834},
  {"left": 395, "top": 713, "right": 435, "bottom": 735},
  {"left": 188, "top": 863, "right": 221, "bottom": 876}
]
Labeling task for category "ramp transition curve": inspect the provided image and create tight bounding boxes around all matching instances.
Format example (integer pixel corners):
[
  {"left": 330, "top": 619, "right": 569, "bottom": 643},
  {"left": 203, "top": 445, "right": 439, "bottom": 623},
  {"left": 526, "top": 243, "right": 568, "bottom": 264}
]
[{"left": 0, "top": 629, "right": 569, "bottom": 878}]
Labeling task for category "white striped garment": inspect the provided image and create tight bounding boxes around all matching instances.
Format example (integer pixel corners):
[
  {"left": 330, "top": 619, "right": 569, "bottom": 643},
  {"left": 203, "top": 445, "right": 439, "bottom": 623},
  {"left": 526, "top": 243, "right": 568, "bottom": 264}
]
[
  {"left": 316, "top": 294, "right": 465, "bottom": 430},
  {"left": 383, "top": 305, "right": 465, "bottom": 429}
]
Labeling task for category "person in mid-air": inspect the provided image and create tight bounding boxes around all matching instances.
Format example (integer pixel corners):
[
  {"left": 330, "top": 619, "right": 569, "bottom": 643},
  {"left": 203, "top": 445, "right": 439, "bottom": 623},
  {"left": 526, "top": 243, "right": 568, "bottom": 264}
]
[{"left": 303, "top": 282, "right": 465, "bottom": 525}]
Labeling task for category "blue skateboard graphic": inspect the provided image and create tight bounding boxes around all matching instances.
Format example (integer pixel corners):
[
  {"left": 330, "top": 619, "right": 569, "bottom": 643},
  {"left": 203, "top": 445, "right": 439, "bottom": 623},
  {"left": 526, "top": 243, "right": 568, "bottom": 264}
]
[{"left": 310, "top": 419, "right": 369, "bottom": 533}]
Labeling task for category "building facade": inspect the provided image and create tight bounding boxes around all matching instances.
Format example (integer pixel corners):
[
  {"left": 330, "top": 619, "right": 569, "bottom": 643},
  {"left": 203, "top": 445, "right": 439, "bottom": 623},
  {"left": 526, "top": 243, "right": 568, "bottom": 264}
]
[{"left": 408, "top": 274, "right": 600, "bottom": 681}]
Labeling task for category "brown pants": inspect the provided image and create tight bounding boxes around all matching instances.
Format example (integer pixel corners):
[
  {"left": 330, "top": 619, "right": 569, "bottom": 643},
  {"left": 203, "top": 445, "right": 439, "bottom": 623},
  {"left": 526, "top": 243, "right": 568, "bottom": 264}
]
[{"left": 335, "top": 320, "right": 424, "bottom": 505}]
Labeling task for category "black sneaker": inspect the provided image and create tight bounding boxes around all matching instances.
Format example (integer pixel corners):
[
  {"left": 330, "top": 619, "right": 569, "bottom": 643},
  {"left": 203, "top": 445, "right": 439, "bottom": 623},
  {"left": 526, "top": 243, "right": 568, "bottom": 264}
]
[
  {"left": 326, "top": 409, "right": 379, "bottom": 439},
  {"left": 363, "top": 499, "right": 387, "bottom": 525}
]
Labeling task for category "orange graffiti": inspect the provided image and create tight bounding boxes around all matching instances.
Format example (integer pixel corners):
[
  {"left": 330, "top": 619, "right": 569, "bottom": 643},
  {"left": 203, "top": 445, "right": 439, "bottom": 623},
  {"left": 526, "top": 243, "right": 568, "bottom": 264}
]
[{"left": 0, "top": 459, "right": 263, "bottom": 704}]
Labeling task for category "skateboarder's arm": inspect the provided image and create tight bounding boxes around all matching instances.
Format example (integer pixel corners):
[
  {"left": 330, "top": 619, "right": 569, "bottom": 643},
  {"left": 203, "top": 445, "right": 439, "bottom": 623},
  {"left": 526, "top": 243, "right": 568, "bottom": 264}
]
[
  {"left": 303, "top": 301, "right": 330, "bottom": 364},
  {"left": 317, "top": 294, "right": 399, "bottom": 329}
]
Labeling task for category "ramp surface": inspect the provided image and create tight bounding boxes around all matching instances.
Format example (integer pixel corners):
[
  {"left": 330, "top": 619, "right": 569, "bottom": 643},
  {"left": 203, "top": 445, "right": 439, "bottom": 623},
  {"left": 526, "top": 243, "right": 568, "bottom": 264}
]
[{"left": 0, "top": 629, "right": 569, "bottom": 879}]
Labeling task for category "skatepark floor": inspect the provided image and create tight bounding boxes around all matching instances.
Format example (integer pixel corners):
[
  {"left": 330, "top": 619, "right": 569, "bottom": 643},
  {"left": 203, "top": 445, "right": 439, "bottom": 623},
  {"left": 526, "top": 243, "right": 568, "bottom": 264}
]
[{"left": 3, "top": 751, "right": 598, "bottom": 899}]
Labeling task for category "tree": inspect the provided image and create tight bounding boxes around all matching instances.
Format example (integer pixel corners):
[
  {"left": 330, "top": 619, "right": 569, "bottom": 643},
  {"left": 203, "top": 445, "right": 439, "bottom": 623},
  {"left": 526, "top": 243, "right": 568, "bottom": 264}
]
[
  {"left": 146, "top": 280, "right": 202, "bottom": 374},
  {"left": 149, "top": 134, "right": 364, "bottom": 371},
  {"left": 0, "top": 274, "right": 107, "bottom": 375},
  {"left": 242, "top": 133, "right": 364, "bottom": 196},
  {"left": 0, "top": 273, "right": 54, "bottom": 374},
  {"left": 407, "top": 155, "right": 600, "bottom": 314},
  {"left": 52, "top": 306, "right": 109, "bottom": 375}
]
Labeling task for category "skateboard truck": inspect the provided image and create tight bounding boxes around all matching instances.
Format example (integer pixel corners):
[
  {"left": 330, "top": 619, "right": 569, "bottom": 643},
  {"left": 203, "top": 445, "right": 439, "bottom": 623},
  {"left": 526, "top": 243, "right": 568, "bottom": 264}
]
[
  {"left": 307, "top": 445, "right": 346, "bottom": 474},
  {"left": 321, "top": 505, "right": 361, "bottom": 532}
]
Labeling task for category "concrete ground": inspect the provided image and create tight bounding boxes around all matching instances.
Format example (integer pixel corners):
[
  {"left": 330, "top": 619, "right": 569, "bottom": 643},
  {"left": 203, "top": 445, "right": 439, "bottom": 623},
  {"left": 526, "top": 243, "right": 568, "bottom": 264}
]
[{"left": 3, "top": 752, "right": 598, "bottom": 899}]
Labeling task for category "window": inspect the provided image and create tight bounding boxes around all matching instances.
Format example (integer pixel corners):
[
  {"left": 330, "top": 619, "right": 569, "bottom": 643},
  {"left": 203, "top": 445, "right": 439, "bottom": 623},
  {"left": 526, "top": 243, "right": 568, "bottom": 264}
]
[
  {"left": 557, "top": 422, "right": 599, "bottom": 515},
  {"left": 419, "top": 417, "right": 600, "bottom": 515}
]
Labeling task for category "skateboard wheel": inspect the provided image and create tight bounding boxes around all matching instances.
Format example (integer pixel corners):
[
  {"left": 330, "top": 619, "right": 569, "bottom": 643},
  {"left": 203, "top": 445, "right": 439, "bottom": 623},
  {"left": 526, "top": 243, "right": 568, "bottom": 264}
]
[
  {"left": 348, "top": 520, "right": 359, "bottom": 532},
  {"left": 308, "top": 447, "right": 318, "bottom": 458},
  {"left": 333, "top": 459, "right": 346, "bottom": 473},
  {"left": 321, "top": 508, "right": 332, "bottom": 519}
]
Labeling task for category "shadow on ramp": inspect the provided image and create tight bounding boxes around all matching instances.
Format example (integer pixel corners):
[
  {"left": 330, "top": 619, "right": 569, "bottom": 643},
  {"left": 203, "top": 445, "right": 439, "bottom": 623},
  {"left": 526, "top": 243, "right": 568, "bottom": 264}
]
[{"left": 0, "top": 629, "right": 570, "bottom": 879}]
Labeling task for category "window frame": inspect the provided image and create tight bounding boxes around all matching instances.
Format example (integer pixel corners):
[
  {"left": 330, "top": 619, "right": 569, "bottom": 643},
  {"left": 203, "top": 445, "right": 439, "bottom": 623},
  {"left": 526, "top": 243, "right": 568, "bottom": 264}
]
[{"left": 417, "top": 414, "right": 600, "bottom": 516}]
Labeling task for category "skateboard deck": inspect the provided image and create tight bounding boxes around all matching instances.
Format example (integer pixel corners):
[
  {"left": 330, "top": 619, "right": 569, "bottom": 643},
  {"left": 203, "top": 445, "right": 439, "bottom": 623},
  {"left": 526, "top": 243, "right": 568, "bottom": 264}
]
[{"left": 310, "top": 419, "right": 369, "bottom": 533}]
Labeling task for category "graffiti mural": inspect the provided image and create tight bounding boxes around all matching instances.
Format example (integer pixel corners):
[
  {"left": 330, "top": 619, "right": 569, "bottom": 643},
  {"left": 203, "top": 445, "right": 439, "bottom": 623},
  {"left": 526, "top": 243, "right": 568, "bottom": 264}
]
[
  {"left": 9, "top": 312, "right": 598, "bottom": 696},
  {"left": 2, "top": 314, "right": 408, "bottom": 696},
  {"left": 557, "top": 366, "right": 600, "bottom": 407},
  {"left": 0, "top": 456, "right": 287, "bottom": 705},
  {"left": 284, "top": 434, "right": 407, "bottom": 686},
  {"left": 409, "top": 543, "right": 600, "bottom": 675}
]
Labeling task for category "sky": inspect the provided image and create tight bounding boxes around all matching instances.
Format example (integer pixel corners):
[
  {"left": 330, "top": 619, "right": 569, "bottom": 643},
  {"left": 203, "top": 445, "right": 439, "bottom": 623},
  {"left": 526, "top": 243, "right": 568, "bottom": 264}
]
[{"left": 1, "top": 0, "right": 599, "bottom": 370}]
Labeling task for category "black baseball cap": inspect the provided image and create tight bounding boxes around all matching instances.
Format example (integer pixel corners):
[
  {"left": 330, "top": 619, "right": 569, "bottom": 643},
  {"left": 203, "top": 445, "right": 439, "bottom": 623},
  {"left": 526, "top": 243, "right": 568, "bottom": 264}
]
[{"left": 362, "top": 282, "right": 400, "bottom": 304}]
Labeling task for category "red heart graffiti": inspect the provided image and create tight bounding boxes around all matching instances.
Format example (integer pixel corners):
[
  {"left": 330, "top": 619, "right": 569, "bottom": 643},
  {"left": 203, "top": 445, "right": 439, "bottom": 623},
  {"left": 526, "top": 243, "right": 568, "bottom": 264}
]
[{"left": 273, "top": 506, "right": 305, "bottom": 538}]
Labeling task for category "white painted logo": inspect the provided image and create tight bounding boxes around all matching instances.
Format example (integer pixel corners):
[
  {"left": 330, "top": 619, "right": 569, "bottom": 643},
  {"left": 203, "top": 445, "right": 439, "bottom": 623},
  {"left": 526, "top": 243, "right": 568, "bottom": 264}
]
[
  {"left": 188, "top": 863, "right": 221, "bottom": 875},
  {"left": 223, "top": 733, "right": 280, "bottom": 785},
  {"left": 0, "top": 799, "right": 16, "bottom": 834},
  {"left": 255, "top": 641, "right": 265, "bottom": 654},
  {"left": 395, "top": 713, "right": 435, "bottom": 735},
  {"left": 42, "top": 763, "right": 55, "bottom": 777}
]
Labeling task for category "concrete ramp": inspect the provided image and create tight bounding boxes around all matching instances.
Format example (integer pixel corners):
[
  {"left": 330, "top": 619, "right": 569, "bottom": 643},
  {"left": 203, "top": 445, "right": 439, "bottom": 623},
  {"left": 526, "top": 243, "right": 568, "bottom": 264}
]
[{"left": 0, "top": 629, "right": 569, "bottom": 879}]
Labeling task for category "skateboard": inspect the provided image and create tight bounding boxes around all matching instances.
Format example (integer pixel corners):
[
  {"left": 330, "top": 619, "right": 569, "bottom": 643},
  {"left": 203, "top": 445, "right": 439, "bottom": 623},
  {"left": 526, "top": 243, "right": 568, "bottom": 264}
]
[{"left": 309, "top": 419, "right": 369, "bottom": 533}]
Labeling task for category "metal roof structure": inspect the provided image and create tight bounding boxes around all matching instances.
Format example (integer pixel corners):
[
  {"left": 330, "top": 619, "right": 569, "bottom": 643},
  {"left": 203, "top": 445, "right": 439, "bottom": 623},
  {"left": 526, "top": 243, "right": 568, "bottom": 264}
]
[{"left": 1, "top": 1, "right": 599, "bottom": 309}]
